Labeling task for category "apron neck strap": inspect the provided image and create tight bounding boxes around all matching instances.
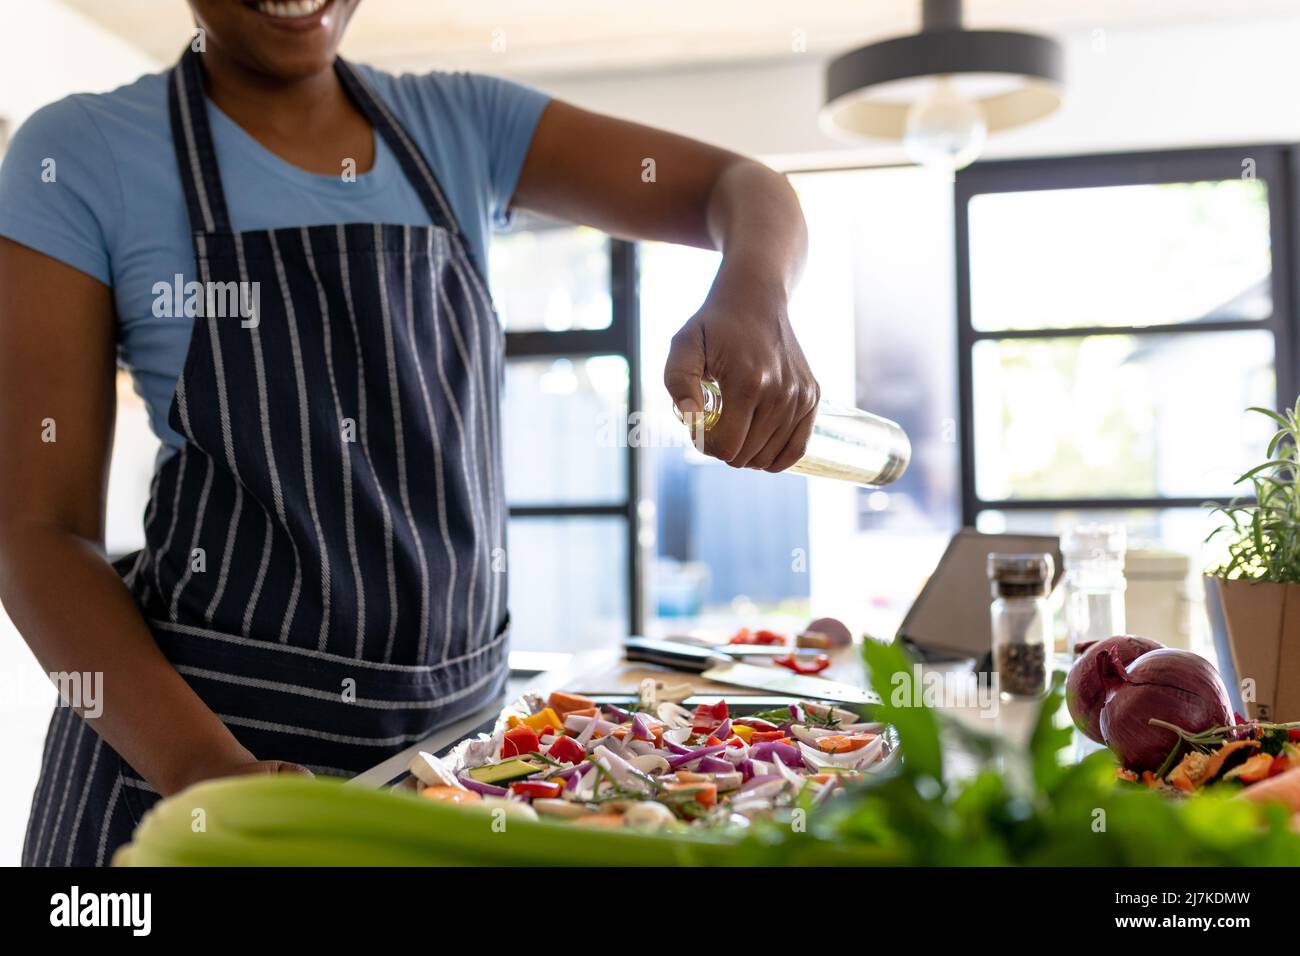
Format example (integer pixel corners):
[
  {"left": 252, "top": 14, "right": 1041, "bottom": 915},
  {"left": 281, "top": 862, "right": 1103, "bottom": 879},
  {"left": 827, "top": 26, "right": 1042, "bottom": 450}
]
[
  {"left": 169, "top": 46, "right": 232, "bottom": 236},
  {"left": 333, "top": 57, "right": 462, "bottom": 235},
  {"left": 168, "top": 46, "right": 466, "bottom": 239}
]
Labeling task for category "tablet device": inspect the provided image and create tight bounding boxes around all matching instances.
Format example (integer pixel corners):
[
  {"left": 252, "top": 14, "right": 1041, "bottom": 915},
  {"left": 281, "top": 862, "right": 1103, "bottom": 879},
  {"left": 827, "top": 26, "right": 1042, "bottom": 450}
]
[{"left": 896, "top": 528, "right": 1063, "bottom": 662}]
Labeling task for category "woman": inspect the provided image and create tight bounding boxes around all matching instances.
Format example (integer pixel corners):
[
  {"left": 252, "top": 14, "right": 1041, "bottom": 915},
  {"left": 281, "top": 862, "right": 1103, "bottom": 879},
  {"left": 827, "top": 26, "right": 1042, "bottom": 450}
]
[{"left": 0, "top": 0, "right": 817, "bottom": 866}]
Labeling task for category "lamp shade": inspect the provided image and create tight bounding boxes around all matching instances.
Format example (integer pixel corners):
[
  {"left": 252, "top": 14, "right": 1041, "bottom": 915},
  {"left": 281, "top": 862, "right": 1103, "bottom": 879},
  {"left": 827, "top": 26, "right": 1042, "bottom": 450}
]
[{"left": 822, "top": 25, "right": 1064, "bottom": 142}]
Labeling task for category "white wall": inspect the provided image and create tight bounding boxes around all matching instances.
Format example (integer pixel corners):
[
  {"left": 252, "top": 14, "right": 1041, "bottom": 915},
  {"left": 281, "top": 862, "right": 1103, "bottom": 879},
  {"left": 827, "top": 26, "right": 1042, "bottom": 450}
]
[
  {"left": 0, "top": 0, "right": 161, "bottom": 870},
  {"left": 0, "top": 1, "right": 160, "bottom": 131},
  {"left": 524, "top": 13, "right": 1300, "bottom": 167}
]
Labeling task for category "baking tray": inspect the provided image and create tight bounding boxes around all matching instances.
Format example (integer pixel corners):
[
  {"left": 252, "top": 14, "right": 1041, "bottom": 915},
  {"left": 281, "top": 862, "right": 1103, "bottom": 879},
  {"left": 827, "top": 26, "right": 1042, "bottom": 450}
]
[{"left": 384, "top": 693, "right": 895, "bottom": 790}]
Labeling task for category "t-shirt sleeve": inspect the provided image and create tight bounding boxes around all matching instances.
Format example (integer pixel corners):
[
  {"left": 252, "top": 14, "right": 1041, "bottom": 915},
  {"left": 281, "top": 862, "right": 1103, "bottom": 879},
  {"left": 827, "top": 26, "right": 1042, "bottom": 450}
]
[
  {"left": 0, "top": 96, "right": 120, "bottom": 286},
  {"left": 457, "top": 73, "right": 550, "bottom": 228}
]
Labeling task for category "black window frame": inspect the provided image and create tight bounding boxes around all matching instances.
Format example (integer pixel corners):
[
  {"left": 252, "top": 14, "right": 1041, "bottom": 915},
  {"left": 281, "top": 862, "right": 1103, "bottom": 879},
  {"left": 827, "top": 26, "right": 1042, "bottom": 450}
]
[
  {"left": 501, "top": 232, "right": 644, "bottom": 637},
  {"left": 954, "top": 143, "right": 1299, "bottom": 526}
]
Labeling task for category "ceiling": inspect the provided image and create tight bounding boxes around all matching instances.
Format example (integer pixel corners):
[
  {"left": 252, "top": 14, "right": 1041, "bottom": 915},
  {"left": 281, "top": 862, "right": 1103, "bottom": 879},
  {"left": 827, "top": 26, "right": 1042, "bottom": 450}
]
[{"left": 60, "top": 0, "right": 1300, "bottom": 76}]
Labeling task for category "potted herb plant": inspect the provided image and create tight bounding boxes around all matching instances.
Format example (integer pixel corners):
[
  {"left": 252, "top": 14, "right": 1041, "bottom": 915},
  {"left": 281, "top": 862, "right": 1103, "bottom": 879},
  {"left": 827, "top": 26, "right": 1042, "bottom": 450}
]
[{"left": 1205, "top": 401, "right": 1300, "bottom": 721}]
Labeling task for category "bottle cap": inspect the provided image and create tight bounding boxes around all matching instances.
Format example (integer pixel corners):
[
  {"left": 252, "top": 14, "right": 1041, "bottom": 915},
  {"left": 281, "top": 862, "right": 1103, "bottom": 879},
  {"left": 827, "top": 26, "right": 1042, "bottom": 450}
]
[
  {"left": 988, "top": 553, "right": 1054, "bottom": 598},
  {"left": 672, "top": 378, "right": 722, "bottom": 432},
  {"left": 1061, "top": 523, "right": 1126, "bottom": 563}
]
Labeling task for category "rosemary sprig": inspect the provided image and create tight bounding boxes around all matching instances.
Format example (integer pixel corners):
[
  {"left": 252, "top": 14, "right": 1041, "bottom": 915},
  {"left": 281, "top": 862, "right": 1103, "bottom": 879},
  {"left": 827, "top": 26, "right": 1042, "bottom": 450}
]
[{"left": 1206, "top": 400, "right": 1300, "bottom": 583}]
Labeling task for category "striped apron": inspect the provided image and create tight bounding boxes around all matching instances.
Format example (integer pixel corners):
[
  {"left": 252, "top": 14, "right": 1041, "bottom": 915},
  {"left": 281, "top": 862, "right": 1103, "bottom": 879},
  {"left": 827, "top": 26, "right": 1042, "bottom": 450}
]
[{"left": 22, "top": 47, "right": 509, "bottom": 866}]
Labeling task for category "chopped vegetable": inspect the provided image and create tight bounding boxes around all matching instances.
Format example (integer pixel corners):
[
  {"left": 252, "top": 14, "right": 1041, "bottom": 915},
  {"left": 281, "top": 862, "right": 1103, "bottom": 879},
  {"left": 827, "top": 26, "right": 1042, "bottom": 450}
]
[
  {"left": 728, "top": 628, "right": 786, "bottom": 646},
  {"left": 502, "top": 725, "right": 542, "bottom": 758},
  {"left": 546, "top": 735, "right": 586, "bottom": 765},
  {"left": 774, "top": 652, "right": 831, "bottom": 675},
  {"left": 520, "top": 707, "right": 566, "bottom": 736},
  {"left": 510, "top": 780, "right": 564, "bottom": 800},
  {"left": 467, "top": 757, "right": 543, "bottom": 785},
  {"left": 548, "top": 691, "right": 597, "bottom": 716},
  {"left": 419, "top": 786, "right": 481, "bottom": 805}
]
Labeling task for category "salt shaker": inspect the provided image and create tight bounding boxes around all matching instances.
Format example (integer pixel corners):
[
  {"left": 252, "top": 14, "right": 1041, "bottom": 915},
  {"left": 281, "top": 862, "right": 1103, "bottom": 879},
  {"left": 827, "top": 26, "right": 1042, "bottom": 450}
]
[{"left": 1061, "top": 523, "right": 1127, "bottom": 654}]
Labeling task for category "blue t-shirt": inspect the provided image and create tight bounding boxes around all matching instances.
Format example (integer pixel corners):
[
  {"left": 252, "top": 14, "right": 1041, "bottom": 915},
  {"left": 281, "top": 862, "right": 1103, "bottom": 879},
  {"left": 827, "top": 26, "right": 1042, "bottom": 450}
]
[{"left": 0, "top": 65, "right": 549, "bottom": 451}]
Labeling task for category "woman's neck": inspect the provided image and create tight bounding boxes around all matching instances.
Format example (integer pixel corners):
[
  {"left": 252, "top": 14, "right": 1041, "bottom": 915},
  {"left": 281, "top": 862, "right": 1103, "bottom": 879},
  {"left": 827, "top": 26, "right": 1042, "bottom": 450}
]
[{"left": 196, "top": 47, "right": 376, "bottom": 176}]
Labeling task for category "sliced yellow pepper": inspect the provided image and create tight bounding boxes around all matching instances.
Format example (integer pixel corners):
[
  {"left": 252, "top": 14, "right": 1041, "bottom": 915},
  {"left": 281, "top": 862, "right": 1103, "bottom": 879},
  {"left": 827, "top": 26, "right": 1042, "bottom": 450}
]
[
  {"left": 730, "top": 724, "right": 755, "bottom": 743},
  {"left": 521, "top": 707, "right": 565, "bottom": 735}
]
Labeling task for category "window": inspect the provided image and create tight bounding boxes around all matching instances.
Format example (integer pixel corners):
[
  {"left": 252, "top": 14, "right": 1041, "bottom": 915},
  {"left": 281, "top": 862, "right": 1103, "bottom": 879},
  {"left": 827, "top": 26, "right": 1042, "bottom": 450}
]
[
  {"left": 635, "top": 166, "right": 963, "bottom": 639},
  {"left": 491, "top": 224, "right": 642, "bottom": 652},
  {"left": 955, "top": 147, "right": 1296, "bottom": 562}
]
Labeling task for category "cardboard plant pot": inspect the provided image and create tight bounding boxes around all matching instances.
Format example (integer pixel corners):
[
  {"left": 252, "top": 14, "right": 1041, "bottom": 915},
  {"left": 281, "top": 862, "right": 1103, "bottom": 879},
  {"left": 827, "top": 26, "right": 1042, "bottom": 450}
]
[{"left": 1204, "top": 576, "right": 1300, "bottom": 721}]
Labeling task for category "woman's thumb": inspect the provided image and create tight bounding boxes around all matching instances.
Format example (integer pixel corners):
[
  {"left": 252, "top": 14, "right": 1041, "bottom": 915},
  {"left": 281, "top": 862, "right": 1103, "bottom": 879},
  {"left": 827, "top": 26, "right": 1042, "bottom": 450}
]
[{"left": 664, "top": 325, "right": 706, "bottom": 415}]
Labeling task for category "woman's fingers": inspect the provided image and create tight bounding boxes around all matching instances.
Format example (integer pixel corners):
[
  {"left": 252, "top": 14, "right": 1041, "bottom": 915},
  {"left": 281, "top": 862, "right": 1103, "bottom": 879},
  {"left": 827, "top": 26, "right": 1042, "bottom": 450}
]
[
  {"left": 706, "top": 374, "right": 759, "bottom": 464},
  {"left": 663, "top": 324, "right": 706, "bottom": 417},
  {"left": 764, "top": 403, "right": 818, "bottom": 473}
]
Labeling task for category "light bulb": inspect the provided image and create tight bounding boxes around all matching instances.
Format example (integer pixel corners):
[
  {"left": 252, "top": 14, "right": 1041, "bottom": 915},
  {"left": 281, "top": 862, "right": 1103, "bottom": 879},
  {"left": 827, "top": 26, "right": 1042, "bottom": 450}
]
[{"left": 903, "top": 77, "right": 987, "bottom": 172}]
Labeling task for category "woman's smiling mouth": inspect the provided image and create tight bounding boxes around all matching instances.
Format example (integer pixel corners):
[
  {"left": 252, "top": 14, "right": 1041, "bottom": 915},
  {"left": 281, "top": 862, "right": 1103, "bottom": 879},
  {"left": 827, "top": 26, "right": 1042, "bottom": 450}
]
[{"left": 246, "top": 0, "right": 332, "bottom": 22}]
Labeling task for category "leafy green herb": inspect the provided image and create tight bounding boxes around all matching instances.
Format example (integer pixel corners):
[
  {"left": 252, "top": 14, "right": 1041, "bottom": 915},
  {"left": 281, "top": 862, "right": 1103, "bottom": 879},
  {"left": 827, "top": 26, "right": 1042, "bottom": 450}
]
[{"left": 1207, "top": 401, "right": 1300, "bottom": 582}]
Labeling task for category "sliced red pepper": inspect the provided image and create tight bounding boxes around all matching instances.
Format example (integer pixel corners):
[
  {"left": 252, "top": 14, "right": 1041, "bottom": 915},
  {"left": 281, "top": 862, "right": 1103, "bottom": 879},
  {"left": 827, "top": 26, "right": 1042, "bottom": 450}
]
[
  {"left": 751, "top": 730, "right": 789, "bottom": 744},
  {"left": 774, "top": 652, "right": 831, "bottom": 675},
  {"left": 501, "top": 724, "right": 541, "bottom": 758},
  {"left": 691, "top": 700, "right": 730, "bottom": 735},
  {"left": 1288, "top": 729, "right": 1300, "bottom": 742},
  {"left": 728, "top": 628, "right": 785, "bottom": 646},
  {"left": 546, "top": 735, "right": 586, "bottom": 764},
  {"left": 510, "top": 780, "right": 563, "bottom": 800}
]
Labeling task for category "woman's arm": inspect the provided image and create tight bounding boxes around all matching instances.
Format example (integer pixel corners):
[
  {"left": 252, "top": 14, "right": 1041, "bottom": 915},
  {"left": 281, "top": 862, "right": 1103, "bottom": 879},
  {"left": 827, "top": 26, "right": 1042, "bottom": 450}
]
[
  {"left": 0, "top": 237, "right": 304, "bottom": 796},
  {"left": 512, "top": 101, "right": 819, "bottom": 473}
]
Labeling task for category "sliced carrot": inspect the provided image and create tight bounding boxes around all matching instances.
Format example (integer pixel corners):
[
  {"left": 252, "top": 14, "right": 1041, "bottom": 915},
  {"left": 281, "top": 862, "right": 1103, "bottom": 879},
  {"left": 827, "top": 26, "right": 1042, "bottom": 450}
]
[
  {"left": 817, "top": 733, "right": 877, "bottom": 754},
  {"left": 664, "top": 781, "right": 717, "bottom": 812},
  {"left": 1201, "top": 739, "right": 1260, "bottom": 781},
  {"left": 1227, "top": 753, "right": 1276, "bottom": 784},
  {"left": 566, "top": 707, "right": 599, "bottom": 718},
  {"left": 419, "top": 786, "right": 481, "bottom": 805},
  {"left": 547, "top": 691, "right": 597, "bottom": 716}
]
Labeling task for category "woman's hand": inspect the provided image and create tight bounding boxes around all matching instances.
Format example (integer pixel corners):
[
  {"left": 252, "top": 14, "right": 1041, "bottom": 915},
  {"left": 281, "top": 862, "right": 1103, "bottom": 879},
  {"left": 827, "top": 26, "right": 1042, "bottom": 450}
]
[
  {"left": 665, "top": 271, "right": 820, "bottom": 473},
  {"left": 510, "top": 101, "right": 815, "bottom": 472},
  {"left": 169, "top": 752, "right": 314, "bottom": 795},
  {"left": 218, "top": 759, "right": 315, "bottom": 782}
]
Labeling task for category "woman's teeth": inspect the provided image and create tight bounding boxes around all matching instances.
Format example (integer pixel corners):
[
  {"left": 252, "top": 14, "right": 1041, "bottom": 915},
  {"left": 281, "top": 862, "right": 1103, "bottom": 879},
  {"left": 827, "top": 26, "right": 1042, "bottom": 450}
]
[{"left": 254, "top": 0, "right": 328, "bottom": 19}]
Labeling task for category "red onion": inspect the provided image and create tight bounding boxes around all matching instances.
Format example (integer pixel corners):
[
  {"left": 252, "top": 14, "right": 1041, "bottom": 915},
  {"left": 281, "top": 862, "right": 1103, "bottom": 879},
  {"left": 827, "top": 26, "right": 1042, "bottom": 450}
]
[
  {"left": 1067, "top": 635, "right": 1163, "bottom": 743},
  {"left": 457, "top": 774, "right": 508, "bottom": 797},
  {"left": 750, "top": 740, "right": 803, "bottom": 767},
  {"left": 805, "top": 617, "right": 852, "bottom": 647},
  {"left": 697, "top": 756, "right": 734, "bottom": 774},
  {"left": 667, "top": 744, "right": 728, "bottom": 770},
  {"left": 1097, "top": 647, "right": 1233, "bottom": 772}
]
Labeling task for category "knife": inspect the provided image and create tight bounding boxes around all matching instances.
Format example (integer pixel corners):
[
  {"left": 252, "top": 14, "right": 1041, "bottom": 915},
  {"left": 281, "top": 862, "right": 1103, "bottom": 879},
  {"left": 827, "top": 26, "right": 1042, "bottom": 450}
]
[{"left": 624, "top": 636, "right": 878, "bottom": 706}]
